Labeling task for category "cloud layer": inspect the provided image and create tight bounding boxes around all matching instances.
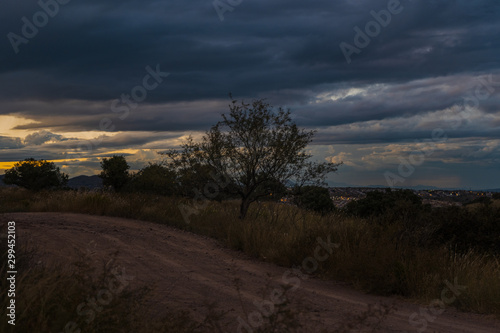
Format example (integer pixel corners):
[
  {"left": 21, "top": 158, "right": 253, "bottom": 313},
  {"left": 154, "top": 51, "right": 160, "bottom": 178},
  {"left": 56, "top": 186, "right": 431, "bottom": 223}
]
[{"left": 0, "top": 0, "right": 499, "bottom": 188}]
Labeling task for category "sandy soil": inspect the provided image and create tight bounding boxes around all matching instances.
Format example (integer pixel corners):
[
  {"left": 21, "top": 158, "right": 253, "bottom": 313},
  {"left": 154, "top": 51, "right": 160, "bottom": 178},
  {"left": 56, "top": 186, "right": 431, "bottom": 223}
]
[{"left": 2, "top": 212, "right": 499, "bottom": 332}]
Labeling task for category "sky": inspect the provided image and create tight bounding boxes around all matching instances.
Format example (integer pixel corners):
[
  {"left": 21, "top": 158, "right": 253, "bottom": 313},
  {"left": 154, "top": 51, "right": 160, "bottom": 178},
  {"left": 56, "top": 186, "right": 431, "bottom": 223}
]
[{"left": 0, "top": 0, "right": 499, "bottom": 189}]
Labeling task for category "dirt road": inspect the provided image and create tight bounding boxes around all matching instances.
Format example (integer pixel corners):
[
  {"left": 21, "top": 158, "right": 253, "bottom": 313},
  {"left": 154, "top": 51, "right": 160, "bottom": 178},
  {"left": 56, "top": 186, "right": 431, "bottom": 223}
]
[{"left": 2, "top": 212, "right": 499, "bottom": 332}]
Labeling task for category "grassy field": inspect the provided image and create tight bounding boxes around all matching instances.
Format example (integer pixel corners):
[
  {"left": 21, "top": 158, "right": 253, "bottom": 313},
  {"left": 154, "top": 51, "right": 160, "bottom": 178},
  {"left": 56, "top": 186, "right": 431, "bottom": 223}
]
[{"left": 1, "top": 187, "right": 499, "bottom": 327}]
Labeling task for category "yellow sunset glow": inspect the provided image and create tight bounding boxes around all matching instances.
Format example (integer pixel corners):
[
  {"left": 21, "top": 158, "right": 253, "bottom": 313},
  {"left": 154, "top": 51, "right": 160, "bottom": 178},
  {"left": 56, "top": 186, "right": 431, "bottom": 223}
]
[{"left": 0, "top": 159, "right": 88, "bottom": 171}]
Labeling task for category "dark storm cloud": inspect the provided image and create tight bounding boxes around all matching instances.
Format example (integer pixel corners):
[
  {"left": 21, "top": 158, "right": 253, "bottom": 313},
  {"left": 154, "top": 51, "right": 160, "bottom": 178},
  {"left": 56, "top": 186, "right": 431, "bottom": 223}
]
[
  {"left": 1, "top": 0, "right": 499, "bottom": 105},
  {"left": 0, "top": 131, "right": 180, "bottom": 163},
  {"left": 23, "top": 130, "right": 67, "bottom": 145},
  {"left": 1, "top": 0, "right": 500, "bottom": 186},
  {"left": 0, "top": 146, "right": 63, "bottom": 161},
  {"left": 0, "top": 136, "right": 23, "bottom": 149},
  {"left": 8, "top": 99, "right": 227, "bottom": 132},
  {"left": 292, "top": 73, "right": 500, "bottom": 128}
]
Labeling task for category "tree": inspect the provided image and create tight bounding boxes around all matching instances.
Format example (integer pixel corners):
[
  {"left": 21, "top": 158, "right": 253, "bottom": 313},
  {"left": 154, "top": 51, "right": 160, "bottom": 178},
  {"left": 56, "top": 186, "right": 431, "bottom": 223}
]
[
  {"left": 99, "top": 155, "right": 130, "bottom": 191},
  {"left": 345, "top": 188, "right": 425, "bottom": 226},
  {"left": 256, "top": 178, "right": 288, "bottom": 202},
  {"left": 125, "top": 163, "right": 179, "bottom": 196},
  {"left": 293, "top": 186, "right": 335, "bottom": 214},
  {"left": 3, "top": 158, "right": 68, "bottom": 191},
  {"left": 162, "top": 98, "right": 341, "bottom": 219}
]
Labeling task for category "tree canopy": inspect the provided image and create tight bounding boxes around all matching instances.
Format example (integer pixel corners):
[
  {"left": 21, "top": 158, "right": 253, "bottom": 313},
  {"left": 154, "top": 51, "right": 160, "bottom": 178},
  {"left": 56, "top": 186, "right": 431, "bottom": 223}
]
[
  {"left": 125, "top": 163, "right": 179, "bottom": 196},
  {"left": 162, "top": 98, "right": 341, "bottom": 219},
  {"left": 293, "top": 186, "right": 335, "bottom": 214},
  {"left": 3, "top": 158, "right": 68, "bottom": 191},
  {"left": 99, "top": 155, "right": 130, "bottom": 191}
]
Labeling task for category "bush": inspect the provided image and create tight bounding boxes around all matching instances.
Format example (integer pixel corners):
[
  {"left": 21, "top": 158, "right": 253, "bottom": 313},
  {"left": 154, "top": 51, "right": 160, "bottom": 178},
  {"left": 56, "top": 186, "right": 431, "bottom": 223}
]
[
  {"left": 344, "top": 189, "right": 423, "bottom": 220},
  {"left": 292, "top": 186, "right": 334, "bottom": 214},
  {"left": 430, "top": 205, "right": 500, "bottom": 254}
]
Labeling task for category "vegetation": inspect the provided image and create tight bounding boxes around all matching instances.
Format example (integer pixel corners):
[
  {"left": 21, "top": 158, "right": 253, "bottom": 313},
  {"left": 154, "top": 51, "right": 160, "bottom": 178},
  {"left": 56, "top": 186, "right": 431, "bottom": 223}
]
[
  {"left": 0, "top": 221, "right": 394, "bottom": 332},
  {"left": 292, "top": 185, "right": 335, "bottom": 214},
  {"left": 125, "top": 163, "right": 179, "bottom": 196},
  {"left": 431, "top": 205, "right": 500, "bottom": 254},
  {"left": 2, "top": 100, "right": 499, "bottom": 329},
  {"left": 161, "top": 98, "right": 340, "bottom": 219},
  {"left": 464, "top": 196, "right": 492, "bottom": 206},
  {"left": 2, "top": 158, "right": 68, "bottom": 191},
  {"left": 99, "top": 155, "right": 130, "bottom": 191},
  {"left": 345, "top": 189, "right": 500, "bottom": 255},
  {"left": 1, "top": 187, "right": 499, "bottom": 318},
  {"left": 344, "top": 189, "right": 425, "bottom": 220},
  {"left": 0, "top": 232, "right": 207, "bottom": 333}
]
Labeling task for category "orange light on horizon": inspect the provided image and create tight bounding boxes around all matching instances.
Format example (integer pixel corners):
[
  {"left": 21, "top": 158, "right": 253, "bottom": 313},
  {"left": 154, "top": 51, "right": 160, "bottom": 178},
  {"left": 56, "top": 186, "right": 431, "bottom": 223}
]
[
  {"left": 0, "top": 162, "right": 16, "bottom": 170},
  {"left": 0, "top": 159, "right": 81, "bottom": 171}
]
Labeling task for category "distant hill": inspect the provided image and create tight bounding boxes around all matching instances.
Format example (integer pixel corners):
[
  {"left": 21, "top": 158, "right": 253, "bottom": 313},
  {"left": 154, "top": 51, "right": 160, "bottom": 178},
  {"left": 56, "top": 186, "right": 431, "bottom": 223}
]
[
  {"left": 67, "top": 175, "right": 102, "bottom": 189},
  {"left": 0, "top": 174, "right": 102, "bottom": 189}
]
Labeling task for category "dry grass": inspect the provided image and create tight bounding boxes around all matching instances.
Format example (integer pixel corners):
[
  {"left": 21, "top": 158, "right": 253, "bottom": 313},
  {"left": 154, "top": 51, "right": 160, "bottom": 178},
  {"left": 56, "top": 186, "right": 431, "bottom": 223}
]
[
  {"left": 1, "top": 187, "right": 499, "bottom": 318},
  {"left": 0, "top": 235, "right": 202, "bottom": 333},
  {"left": 0, "top": 230, "right": 395, "bottom": 332}
]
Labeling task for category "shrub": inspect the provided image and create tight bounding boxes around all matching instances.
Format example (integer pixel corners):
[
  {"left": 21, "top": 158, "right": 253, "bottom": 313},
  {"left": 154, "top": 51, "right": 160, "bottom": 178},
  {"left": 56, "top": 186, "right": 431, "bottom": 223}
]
[
  {"left": 430, "top": 205, "right": 500, "bottom": 254},
  {"left": 292, "top": 186, "right": 334, "bottom": 214},
  {"left": 344, "top": 189, "right": 423, "bottom": 221}
]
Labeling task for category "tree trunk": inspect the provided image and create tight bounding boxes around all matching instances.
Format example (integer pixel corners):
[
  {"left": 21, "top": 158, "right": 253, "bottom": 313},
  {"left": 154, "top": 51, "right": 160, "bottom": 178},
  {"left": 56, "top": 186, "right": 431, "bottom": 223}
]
[{"left": 239, "top": 197, "right": 251, "bottom": 219}]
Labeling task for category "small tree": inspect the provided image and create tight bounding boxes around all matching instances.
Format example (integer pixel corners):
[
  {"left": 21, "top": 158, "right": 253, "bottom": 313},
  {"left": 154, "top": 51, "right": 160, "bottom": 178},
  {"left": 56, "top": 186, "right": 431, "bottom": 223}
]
[
  {"left": 99, "top": 155, "right": 130, "bottom": 191},
  {"left": 163, "top": 98, "right": 341, "bottom": 219},
  {"left": 125, "top": 163, "right": 179, "bottom": 196},
  {"left": 3, "top": 158, "right": 68, "bottom": 191}
]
